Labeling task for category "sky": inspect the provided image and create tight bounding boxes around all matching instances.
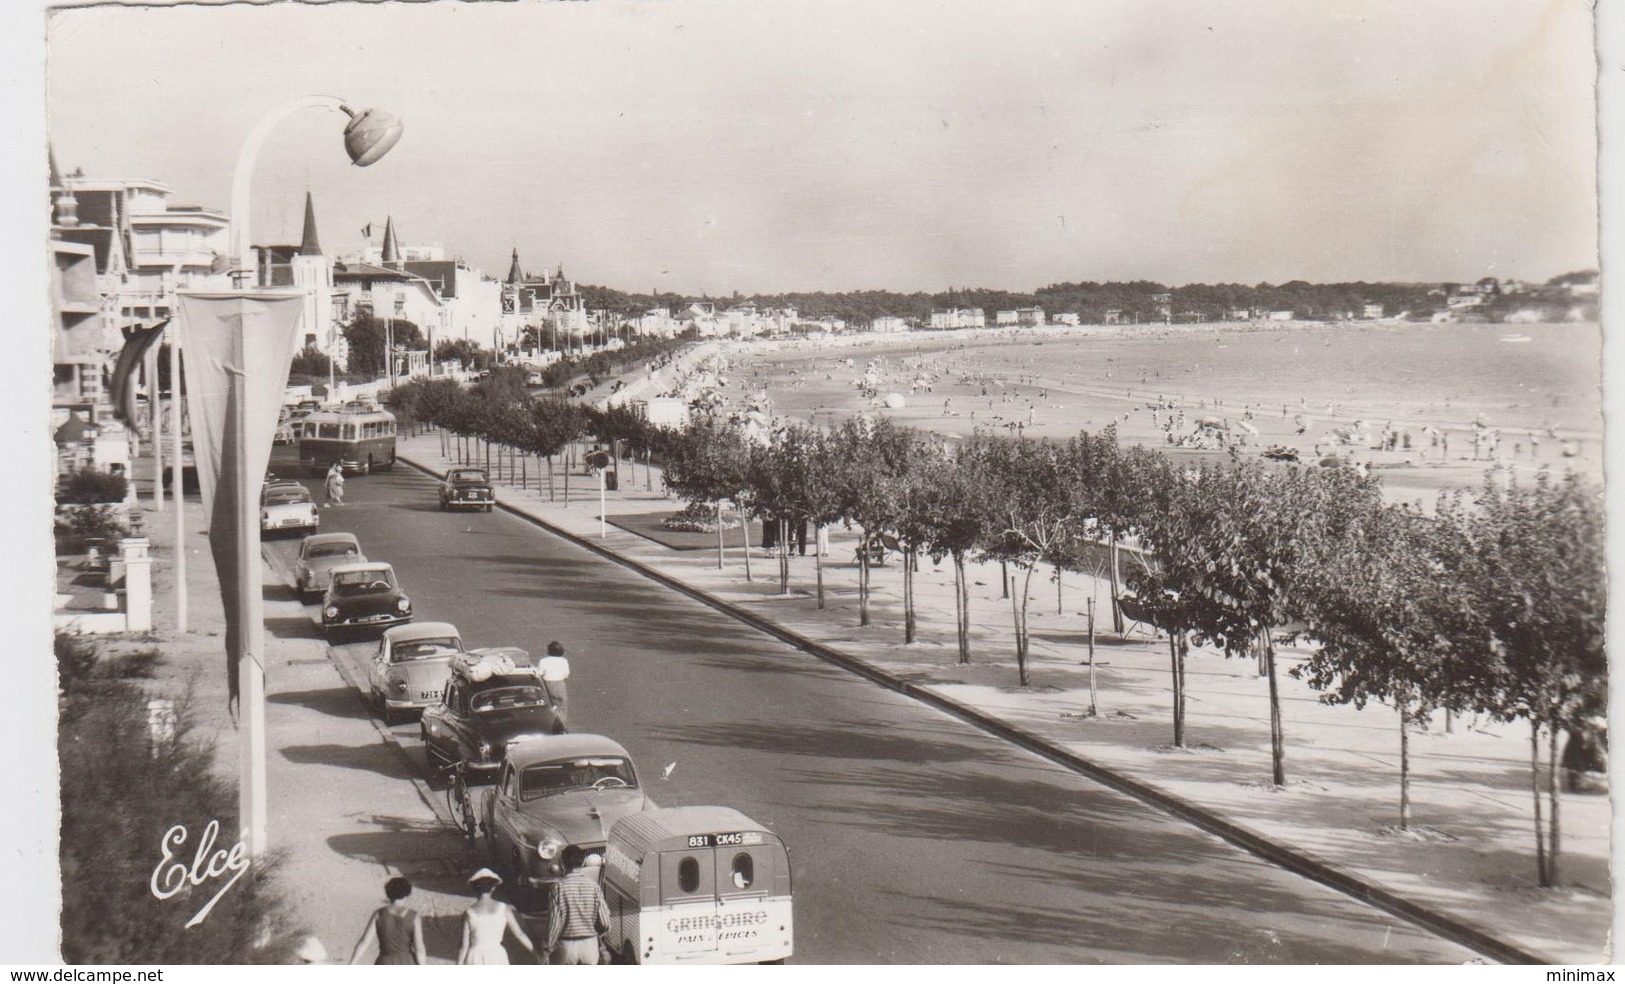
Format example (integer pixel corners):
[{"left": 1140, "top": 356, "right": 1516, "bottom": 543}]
[{"left": 41, "top": 0, "right": 1601, "bottom": 295}]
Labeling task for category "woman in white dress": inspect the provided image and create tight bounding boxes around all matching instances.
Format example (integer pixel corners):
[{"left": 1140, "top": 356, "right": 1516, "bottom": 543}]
[{"left": 458, "top": 869, "right": 537, "bottom": 965}]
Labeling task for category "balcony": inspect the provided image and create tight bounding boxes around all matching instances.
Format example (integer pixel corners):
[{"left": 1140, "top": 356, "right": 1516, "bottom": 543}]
[{"left": 130, "top": 248, "right": 223, "bottom": 272}]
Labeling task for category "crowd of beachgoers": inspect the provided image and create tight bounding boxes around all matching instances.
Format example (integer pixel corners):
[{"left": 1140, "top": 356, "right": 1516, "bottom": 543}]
[{"left": 600, "top": 320, "right": 1601, "bottom": 506}]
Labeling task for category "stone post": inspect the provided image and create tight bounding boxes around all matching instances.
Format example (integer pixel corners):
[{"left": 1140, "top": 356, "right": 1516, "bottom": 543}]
[{"left": 120, "top": 537, "right": 153, "bottom": 632}]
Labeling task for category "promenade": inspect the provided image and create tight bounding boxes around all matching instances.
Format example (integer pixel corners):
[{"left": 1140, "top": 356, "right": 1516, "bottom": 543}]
[
  {"left": 97, "top": 431, "right": 1609, "bottom": 964},
  {"left": 393, "top": 429, "right": 1610, "bottom": 964}
]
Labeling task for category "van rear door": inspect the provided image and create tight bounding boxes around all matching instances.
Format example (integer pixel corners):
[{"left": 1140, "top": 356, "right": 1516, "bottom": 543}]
[
  {"left": 713, "top": 842, "right": 778, "bottom": 957},
  {"left": 658, "top": 847, "right": 718, "bottom": 956}
]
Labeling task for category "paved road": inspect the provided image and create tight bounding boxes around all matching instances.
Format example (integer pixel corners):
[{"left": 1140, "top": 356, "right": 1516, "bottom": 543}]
[{"left": 261, "top": 451, "right": 1480, "bottom": 964}]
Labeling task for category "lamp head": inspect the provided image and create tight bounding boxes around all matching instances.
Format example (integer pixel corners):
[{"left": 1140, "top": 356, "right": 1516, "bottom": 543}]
[{"left": 340, "top": 104, "right": 403, "bottom": 167}]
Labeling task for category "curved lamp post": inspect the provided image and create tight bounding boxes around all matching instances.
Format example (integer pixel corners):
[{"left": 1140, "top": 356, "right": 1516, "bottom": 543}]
[
  {"left": 220, "top": 95, "right": 400, "bottom": 857},
  {"left": 229, "top": 96, "right": 403, "bottom": 282}
]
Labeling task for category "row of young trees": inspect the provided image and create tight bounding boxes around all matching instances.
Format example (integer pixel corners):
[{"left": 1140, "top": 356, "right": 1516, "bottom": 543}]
[{"left": 384, "top": 376, "right": 1603, "bottom": 887}]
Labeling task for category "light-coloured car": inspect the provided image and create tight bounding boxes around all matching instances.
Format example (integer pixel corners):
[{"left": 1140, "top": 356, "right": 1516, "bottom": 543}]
[
  {"left": 261, "top": 484, "right": 319, "bottom": 536},
  {"left": 369, "top": 622, "right": 463, "bottom": 724},
  {"left": 296, "top": 532, "right": 366, "bottom": 601},
  {"left": 480, "top": 734, "right": 648, "bottom": 895}
]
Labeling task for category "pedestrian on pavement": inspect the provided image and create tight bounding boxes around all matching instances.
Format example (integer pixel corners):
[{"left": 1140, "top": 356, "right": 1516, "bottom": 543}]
[
  {"left": 458, "top": 868, "right": 537, "bottom": 965},
  {"left": 324, "top": 461, "right": 346, "bottom": 508},
  {"left": 546, "top": 846, "right": 611, "bottom": 964},
  {"left": 348, "top": 876, "right": 426, "bottom": 965}
]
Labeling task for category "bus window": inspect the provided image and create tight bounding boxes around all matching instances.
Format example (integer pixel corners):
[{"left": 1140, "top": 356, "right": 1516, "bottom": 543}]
[
  {"left": 678, "top": 857, "right": 700, "bottom": 894},
  {"left": 319, "top": 423, "right": 341, "bottom": 439},
  {"left": 342, "top": 424, "right": 357, "bottom": 440}
]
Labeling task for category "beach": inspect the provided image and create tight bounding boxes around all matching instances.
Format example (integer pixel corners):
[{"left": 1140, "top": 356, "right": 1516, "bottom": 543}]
[{"left": 629, "top": 320, "right": 1603, "bottom": 506}]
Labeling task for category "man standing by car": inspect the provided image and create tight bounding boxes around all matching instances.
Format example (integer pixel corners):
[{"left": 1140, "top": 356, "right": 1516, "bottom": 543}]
[{"left": 546, "top": 846, "right": 610, "bottom": 964}]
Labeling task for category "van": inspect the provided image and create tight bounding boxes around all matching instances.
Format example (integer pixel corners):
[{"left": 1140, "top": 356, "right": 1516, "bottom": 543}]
[{"left": 601, "top": 806, "right": 792, "bottom": 964}]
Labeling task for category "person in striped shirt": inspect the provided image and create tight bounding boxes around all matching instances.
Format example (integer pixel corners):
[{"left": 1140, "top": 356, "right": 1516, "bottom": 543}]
[{"left": 547, "top": 846, "right": 611, "bottom": 964}]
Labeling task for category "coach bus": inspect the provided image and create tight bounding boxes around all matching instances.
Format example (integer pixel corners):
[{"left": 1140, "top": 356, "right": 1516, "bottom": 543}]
[{"left": 296, "top": 404, "right": 397, "bottom": 476}]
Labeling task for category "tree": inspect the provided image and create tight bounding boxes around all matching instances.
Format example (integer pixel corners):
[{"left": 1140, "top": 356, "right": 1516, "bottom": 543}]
[
  {"left": 915, "top": 434, "right": 998, "bottom": 662},
  {"left": 744, "top": 424, "right": 823, "bottom": 596},
  {"left": 342, "top": 315, "right": 424, "bottom": 377},
  {"left": 288, "top": 346, "right": 332, "bottom": 380},
  {"left": 828, "top": 418, "right": 912, "bottom": 628},
  {"left": 1446, "top": 472, "right": 1606, "bottom": 886},
  {"left": 433, "top": 338, "right": 491, "bottom": 371},
  {"left": 662, "top": 417, "right": 750, "bottom": 569},
  {"left": 978, "top": 438, "right": 1078, "bottom": 687},
  {"left": 1293, "top": 501, "right": 1489, "bottom": 829},
  {"left": 1134, "top": 461, "right": 1380, "bottom": 782},
  {"left": 527, "top": 399, "right": 584, "bottom": 501}
]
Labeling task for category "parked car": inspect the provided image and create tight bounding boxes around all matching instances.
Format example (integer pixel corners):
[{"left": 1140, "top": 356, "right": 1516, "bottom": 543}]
[
  {"left": 369, "top": 621, "right": 463, "bottom": 724},
  {"left": 295, "top": 532, "right": 365, "bottom": 601},
  {"left": 480, "top": 734, "right": 648, "bottom": 896},
  {"left": 439, "top": 467, "right": 495, "bottom": 512},
  {"left": 602, "top": 806, "right": 793, "bottom": 965},
  {"left": 422, "top": 651, "right": 568, "bottom": 776},
  {"left": 322, "top": 562, "right": 412, "bottom": 640},
  {"left": 261, "top": 484, "right": 319, "bottom": 536}
]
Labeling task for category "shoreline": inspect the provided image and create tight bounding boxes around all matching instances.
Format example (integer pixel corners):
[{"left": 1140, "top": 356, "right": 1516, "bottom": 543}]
[{"left": 598, "top": 321, "right": 1602, "bottom": 507}]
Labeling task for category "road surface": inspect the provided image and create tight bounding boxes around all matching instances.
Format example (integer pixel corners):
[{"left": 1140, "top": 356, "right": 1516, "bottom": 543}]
[{"left": 261, "top": 450, "right": 1480, "bottom": 964}]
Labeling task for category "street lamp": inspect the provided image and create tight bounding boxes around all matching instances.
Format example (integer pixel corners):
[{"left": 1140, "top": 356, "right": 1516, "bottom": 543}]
[
  {"left": 218, "top": 95, "right": 400, "bottom": 858},
  {"left": 229, "top": 96, "right": 402, "bottom": 284}
]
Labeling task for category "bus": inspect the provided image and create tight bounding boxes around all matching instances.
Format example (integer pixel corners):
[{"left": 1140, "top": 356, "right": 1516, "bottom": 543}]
[{"left": 295, "top": 405, "right": 397, "bottom": 476}]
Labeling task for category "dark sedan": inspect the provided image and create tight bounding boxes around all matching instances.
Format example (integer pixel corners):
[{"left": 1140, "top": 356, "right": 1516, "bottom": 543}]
[
  {"left": 322, "top": 561, "right": 412, "bottom": 641},
  {"left": 439, "top": 467, "right": 495, "bottom": 512},
  {"left": 421, "top": 666, "right": 567, "bottom": 776}
]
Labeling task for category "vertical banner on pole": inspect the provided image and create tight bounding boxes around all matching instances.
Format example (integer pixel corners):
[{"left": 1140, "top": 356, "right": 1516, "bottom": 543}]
[{"left": 174, "top": 292, "right": 305, "bottom": 857}]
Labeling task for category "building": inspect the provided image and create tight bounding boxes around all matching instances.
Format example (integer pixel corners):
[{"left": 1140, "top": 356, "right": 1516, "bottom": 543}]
[
  {"left": 995, "top": 310, "right": 1018, "bottom": 326},
  {"left": 1266, "top": 310, "right": 1295, "bottom": 321},
  {"left": 1014, "top": 306, "right": 1046, "bottom": 327},
  {"left": 48, "top": 157, "right": 227, "bottom": 478},
  {"left": 929, "top": 307, "right": 985, "bottom": 329},
  {"left": 1052, "top": 312, "right": 1080, "bottom": 326},
  {"left": 871, "top": 316, "right": 909, "bottom": 333},
  {"left": 497, "top": 251, "right": 589, "bottom": 352},
  {"left": 51, "top": 239, "right": 114, "bottom": 407},
  {"left": 1362, "top": 303, "right": 1385, "bottom": 320},
  {"left": 637, "top": 307, "right": 682, "bottom": 339},
  {"left": 1151, "top": 293, "right": 1173, "bottom": 323},
  {"left": 51, "top": 166, "right": 231, "bottom": 324}
]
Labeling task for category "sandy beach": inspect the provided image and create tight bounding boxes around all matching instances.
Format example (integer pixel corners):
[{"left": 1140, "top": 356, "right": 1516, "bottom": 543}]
[{"left": 619, "top": 320, "right": 1603, "bottom": 507}]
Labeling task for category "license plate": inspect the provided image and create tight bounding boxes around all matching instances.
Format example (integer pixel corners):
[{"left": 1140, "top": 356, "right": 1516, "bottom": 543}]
[
  {"left": 418, "top": 691, "right": 437, "bottom": 701},
  {"left": 282, "top": 518, "right": 304, "bottom": 526}
]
